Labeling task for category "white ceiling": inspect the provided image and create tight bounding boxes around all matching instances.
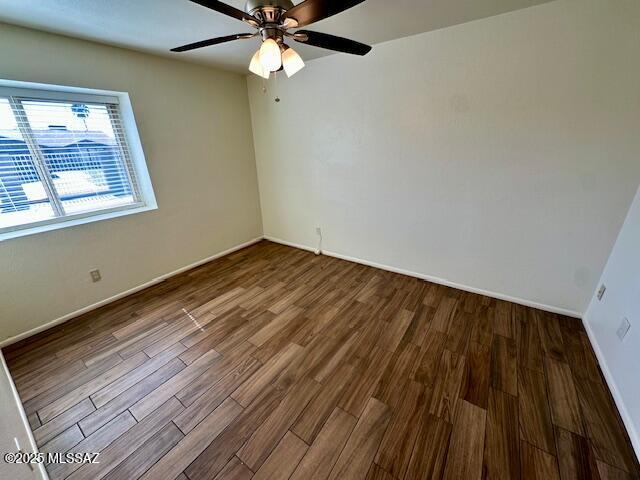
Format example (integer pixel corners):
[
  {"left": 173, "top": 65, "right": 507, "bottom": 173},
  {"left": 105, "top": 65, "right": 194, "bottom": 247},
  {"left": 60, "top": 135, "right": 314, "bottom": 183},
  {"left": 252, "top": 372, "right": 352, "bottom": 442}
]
[{"left": 0, "top": 0, "right": 552, "bottom": 73}]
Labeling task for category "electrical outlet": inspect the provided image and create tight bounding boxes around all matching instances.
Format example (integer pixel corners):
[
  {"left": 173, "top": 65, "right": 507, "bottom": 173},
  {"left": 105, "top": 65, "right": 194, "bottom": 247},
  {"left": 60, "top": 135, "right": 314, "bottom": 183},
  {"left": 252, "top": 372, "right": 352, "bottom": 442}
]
[
  {"left": 90, "top": 269, "right": 102, "bottom": 283},
  {"left": 316, "top": 227, "right": 322, "bottom": 236},
  {"left": 597, "top": 284, "right": 606, "bottom": 301},
  {"left": 616, "top": 317, "right": 631, "bottom": 341}
]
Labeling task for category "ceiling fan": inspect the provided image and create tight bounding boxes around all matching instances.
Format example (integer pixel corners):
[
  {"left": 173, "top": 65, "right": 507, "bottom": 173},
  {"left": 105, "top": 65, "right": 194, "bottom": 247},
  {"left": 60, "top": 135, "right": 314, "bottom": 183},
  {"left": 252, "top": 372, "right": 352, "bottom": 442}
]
[{"left": 171, "top": 0, "right": 372, "bottom": 78}]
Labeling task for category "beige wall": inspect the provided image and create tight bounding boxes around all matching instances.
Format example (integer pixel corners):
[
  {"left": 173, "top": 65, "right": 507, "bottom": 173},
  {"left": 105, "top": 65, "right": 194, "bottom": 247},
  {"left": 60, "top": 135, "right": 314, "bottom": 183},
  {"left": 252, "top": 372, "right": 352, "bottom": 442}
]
[
  {"left": 0, "top": 23, "right": 262, "bottom": 341},
  {"left": 248, "top": 0, "right": 640, "bottom": 315}
]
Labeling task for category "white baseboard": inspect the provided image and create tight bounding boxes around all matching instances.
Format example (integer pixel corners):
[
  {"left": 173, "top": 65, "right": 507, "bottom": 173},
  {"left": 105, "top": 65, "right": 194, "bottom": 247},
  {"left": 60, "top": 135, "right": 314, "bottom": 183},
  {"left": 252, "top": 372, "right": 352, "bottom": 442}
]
[
  {"left": 0, "top": 237, "right": 263, "bottom": 348},
  {"left": 0, "top": 351, "right": 49, "bottom": 479},
  {"left": 3, "top": 232, "right": 579, "bottom": 350},
  {"left": 582, "top": 320, "right": 640, "bottom": 458},
  {"left": 264, "top": 235, "right": 582, "bottom": 319},
  {"left": 264, "top": 235, "right": 318, "bottom": 253}
]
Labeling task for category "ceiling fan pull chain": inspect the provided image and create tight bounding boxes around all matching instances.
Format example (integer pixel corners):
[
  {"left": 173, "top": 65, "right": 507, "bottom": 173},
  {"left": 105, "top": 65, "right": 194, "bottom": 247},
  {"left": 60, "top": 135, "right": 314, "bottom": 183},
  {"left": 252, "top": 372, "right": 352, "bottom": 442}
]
[{"left": 274, "top": 71, "right": 281, "bottom": 103}]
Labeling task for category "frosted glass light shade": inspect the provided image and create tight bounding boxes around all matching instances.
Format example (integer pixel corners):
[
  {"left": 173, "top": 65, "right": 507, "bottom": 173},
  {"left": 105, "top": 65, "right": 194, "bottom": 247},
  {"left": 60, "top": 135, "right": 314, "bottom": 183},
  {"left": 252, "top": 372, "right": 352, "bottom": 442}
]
[
  {"left": 282, "top": 47, "right": 305, "bottom": 77},
  {"left": 259, "top": 39, "right": 282, "bottom": 72},
  {"left": 249, "top": 49, "right": 270, "bottom": 79}
]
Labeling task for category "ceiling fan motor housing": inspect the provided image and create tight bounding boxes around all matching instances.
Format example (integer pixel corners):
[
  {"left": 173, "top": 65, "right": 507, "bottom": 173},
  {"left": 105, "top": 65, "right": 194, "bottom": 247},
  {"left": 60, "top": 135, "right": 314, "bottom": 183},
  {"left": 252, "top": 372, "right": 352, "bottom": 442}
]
[
  {"left": 245, "top": 0, "right": 294, "bottom": 42},
  {"left": 245, "top": 0, "right": 294, "bottom": 15}
]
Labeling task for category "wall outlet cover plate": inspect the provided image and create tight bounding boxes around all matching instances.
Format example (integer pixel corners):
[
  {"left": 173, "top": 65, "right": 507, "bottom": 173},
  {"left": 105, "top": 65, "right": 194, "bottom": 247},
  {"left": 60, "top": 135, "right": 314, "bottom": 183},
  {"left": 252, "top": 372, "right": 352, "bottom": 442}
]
[
  {"left": 617, "top": 317, "right": 631, "bottom": 341},
  {"left": 90, "top": 269, "right": 102, "bottom": 282}
]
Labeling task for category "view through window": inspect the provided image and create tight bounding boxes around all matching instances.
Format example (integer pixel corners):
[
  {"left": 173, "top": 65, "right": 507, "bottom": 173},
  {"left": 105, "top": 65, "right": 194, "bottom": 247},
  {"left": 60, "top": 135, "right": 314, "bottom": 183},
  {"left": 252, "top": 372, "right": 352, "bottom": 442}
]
[{"left": 0, "top": 93, "right": 143, "bottom": 232}]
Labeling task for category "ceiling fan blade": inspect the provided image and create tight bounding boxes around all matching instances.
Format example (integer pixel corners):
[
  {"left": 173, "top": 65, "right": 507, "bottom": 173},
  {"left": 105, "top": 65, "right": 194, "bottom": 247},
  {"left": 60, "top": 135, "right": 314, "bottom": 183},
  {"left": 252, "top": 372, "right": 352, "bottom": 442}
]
[
  {"left": 188, "top": 0, "right": 260, "bottom": 26},
  {"left": 171, "top": 33, "right": 255, "bottom": 52},
  {"left": 294, "top": 30, "right": 372, "bottom": 56},
  {"left": 283, "top": 0, "right": 366, "bottom": 28}
]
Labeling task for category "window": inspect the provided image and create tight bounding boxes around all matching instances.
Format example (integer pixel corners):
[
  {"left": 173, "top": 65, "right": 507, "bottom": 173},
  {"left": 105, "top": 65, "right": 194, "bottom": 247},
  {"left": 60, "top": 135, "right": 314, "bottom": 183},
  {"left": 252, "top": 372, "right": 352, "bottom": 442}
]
[{"left": 0, "top": 81, "right": 156, "bottom": 240}]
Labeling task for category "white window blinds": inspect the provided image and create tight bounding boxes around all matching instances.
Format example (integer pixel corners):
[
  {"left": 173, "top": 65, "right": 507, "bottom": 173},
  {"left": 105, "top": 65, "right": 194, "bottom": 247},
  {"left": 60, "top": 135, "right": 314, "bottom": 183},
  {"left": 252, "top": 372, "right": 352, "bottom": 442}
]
[{"left": 0, "top": 92, "right": 144, "bottom": 232}]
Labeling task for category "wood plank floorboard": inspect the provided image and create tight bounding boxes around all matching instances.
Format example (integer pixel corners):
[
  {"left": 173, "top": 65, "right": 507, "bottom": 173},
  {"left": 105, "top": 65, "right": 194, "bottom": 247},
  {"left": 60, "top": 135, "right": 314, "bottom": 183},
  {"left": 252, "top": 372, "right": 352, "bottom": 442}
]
[
  {"left": 290, "top": 407, "right": 357, "bottom": 480},
  {"left": 3, "top": 240, "right": 638, "bottom": 479}
]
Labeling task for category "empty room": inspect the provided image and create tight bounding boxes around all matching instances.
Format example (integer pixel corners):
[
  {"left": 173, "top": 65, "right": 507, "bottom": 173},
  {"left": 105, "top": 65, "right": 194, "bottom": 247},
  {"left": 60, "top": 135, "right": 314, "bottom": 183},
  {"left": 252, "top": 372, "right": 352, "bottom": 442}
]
[{"left": 0, "top": 0, "right": 639, "bottom": 479}]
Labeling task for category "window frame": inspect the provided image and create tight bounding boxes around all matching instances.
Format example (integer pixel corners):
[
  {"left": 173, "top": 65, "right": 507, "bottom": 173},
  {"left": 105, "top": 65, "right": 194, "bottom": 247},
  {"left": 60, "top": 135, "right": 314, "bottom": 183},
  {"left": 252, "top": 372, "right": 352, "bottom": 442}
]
[{"left": 0, "top": 79, "right": 157, "bottom": 241}]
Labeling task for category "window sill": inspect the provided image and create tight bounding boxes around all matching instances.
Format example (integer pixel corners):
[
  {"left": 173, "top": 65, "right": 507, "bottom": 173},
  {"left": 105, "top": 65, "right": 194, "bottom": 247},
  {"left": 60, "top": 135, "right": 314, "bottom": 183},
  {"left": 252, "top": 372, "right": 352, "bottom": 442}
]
[{"left": 0, "top": 203, "right": 158, "bottom": 242}]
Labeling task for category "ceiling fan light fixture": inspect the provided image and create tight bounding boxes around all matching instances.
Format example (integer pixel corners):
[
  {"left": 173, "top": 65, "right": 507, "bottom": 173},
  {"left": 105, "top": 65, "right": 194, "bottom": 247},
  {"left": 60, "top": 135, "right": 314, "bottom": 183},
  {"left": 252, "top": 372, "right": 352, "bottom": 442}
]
[
  {"left": 249, "top": 49, "right": 270, "bottom": 79},
  {"left": 259, "top": 38, "right": 282, "bottom": 72},
  {"left": 282, "top": 46, "right": 305, "bottom": 77}
]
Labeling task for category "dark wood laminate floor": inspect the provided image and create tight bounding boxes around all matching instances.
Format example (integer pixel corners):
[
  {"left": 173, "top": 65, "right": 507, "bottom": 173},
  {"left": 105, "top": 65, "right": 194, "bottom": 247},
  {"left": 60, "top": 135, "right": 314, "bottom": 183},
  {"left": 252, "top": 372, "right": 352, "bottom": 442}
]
[{"left": 4, "top": 240, "right": 639, "bottom": 480}]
